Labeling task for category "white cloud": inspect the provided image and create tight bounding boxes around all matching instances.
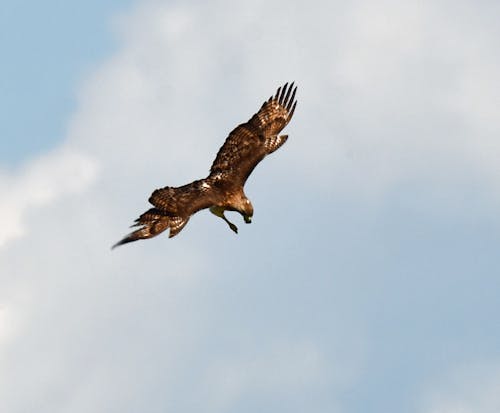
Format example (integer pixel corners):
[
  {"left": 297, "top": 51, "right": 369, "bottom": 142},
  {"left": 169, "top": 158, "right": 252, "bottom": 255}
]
[
  {"left": 0, "top": 148, "right": 97, "bottom": 248},
  {"left": 325, "top": 0, "right": 500, "bottom": 200},
  {"left": 63, "top": 0, "right": 500, "bottom": 207}
]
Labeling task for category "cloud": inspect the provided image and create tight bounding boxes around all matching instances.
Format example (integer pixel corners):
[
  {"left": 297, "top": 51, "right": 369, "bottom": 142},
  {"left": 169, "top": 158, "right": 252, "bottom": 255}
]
[
  {"left": 0, "top": 148, "right": 97, "bottom": 248},
  {"left": 63, "top": 0, "right": 500, "bottom": 207},
  {"left": 1, "top": 0, "right": 499, "bottom": 412},
  {"left": 324, "top": 0, "right": 500, "bottom": 201}
]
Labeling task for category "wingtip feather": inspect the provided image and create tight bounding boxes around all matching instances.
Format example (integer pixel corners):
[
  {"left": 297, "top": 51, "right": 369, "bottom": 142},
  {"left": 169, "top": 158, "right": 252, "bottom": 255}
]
[
  {"left": 279, "top": 82, "right": 288, "bottom": 102},
  {"left": 273, "top": 82, "right": 297, "bottom": 110},
  {"left": 289, "top": 101, "right": 297, "bottom": 119},
  {"left": 111, "top": 237, "right": 132, "bottom": 249}
]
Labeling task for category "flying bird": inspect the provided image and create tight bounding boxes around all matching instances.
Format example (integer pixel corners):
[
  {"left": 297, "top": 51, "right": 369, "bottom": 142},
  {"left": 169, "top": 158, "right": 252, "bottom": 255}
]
[{"left": 113, "top": 82, "right": 297, "bottom": 248}]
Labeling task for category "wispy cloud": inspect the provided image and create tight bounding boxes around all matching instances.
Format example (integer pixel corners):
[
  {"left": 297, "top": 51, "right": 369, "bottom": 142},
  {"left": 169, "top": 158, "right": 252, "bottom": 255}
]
[{"left": 0, "top": 148, "right": 97, "bottom": 248}]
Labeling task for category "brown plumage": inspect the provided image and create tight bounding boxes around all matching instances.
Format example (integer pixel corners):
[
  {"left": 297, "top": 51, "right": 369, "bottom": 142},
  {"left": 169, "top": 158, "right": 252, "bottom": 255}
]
[{"left": 112, "top": 82, "right": 297, "bottom": 248}]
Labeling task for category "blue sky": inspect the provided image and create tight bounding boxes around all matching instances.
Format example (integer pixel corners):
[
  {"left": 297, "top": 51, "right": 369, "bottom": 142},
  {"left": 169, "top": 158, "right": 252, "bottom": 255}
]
[
  {"left": 0, "top": 0, "right": 133, "bottom": 164},
  {"left": 1, "top": 1, "right": 500, "bottom": 412}
]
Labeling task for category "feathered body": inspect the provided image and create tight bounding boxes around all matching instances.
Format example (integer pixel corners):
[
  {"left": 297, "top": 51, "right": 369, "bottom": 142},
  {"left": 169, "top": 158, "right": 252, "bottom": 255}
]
[{"left": 113, "top": 82, "right": 297, "bottom": 248}]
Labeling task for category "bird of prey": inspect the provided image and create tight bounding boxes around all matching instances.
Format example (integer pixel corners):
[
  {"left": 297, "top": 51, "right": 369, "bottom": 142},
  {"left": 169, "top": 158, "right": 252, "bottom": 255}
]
[{"left": 113, "top": 82, "right": 297, "bottom": 248}]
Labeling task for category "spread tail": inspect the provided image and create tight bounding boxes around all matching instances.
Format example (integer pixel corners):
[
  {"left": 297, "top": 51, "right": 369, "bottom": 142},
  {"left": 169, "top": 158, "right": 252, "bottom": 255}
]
[{"left": 112, "top": 208, "right": 189, "bottom": 248}]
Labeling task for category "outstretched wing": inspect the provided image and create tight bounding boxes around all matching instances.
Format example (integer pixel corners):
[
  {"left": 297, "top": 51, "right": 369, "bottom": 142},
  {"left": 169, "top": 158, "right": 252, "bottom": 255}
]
[
  {"left": 112, "top": 208, "right": 187, "bottom": 248},
  {"left": 148, "top": 179, "right": 216, "bottom": 216},
  {"left": 112, "top": 179, "right": 218, "bottom": 247},
  {"left": 209, "top": 82, "right": 297, "bottom": 186}
]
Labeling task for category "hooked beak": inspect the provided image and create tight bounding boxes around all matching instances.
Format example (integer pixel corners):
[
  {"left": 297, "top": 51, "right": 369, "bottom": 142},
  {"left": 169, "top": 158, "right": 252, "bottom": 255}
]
[{"left": 244, "top": 215, "right": 252, "bottom": 224}]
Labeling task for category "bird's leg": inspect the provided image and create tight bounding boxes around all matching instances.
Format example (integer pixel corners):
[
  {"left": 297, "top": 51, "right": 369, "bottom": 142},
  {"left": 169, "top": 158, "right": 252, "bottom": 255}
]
[{"left": 210, "top": 206, "right": 238, "bottom": 234}]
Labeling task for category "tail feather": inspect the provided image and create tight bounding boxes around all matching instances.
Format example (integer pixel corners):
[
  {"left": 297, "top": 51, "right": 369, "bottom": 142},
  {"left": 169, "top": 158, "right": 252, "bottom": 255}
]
[{"left": 112, "top": 208, "right": 189, "bottom": 248}]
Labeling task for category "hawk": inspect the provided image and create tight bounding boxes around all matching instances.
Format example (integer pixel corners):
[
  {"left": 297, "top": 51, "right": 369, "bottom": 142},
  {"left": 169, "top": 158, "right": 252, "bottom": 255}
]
[{"left": 113, "top": 82, "right": 297, "bottom": 248}]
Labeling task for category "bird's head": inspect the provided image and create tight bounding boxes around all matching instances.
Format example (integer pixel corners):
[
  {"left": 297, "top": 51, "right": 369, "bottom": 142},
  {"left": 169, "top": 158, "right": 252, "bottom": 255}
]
[{"left": 240, "top": 198, "right": 253, "bottom": 224}]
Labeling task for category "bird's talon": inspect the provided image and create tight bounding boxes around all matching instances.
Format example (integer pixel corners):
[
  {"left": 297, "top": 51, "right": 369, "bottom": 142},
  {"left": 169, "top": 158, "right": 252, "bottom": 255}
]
[{"left": 229, "top": 223, "right": 238, "bottom": 233}]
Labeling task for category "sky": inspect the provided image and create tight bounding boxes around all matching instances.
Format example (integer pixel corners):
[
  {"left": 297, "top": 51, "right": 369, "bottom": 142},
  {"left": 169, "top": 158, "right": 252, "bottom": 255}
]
[{"left": 1, "top": 0, "right": 500, "bottom": 412}]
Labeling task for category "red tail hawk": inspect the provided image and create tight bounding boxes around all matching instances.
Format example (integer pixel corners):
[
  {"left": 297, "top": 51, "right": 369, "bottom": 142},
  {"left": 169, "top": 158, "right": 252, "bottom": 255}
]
[{"left": 113, "top": 82, "right": 297, "bottom": 248}]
